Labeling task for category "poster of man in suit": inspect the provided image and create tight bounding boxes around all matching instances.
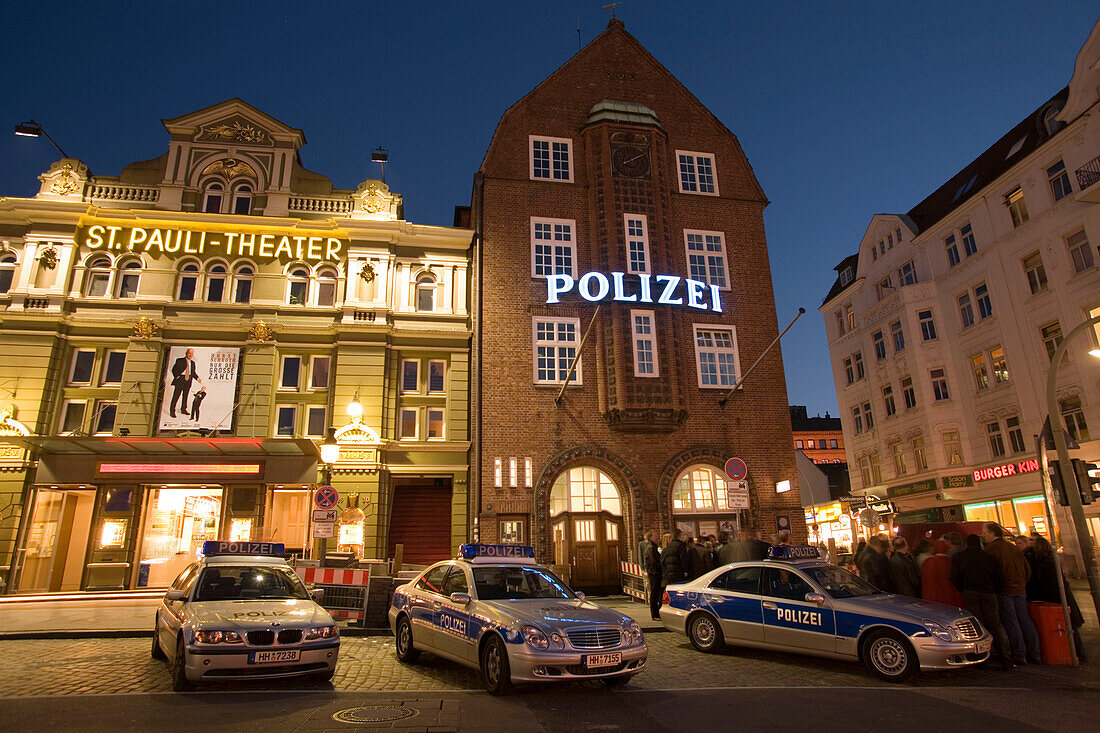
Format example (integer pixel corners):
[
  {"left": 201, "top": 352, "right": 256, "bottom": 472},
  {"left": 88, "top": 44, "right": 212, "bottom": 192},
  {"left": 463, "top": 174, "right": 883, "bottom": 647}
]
[{"left": 158, "top": 346, "right": 241, "bottom": 431}]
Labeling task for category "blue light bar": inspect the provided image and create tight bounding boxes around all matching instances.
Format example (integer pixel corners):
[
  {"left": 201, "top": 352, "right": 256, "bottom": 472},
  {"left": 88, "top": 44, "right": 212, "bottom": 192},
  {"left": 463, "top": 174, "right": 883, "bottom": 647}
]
[
  {"left": 767, "top": 545, "right": 822, "bottom": 560},
  {"left": 201, "top": 541, "right": 285, "bottom": 557},
  {"left": 460, "top": 544, "right": 535, "bottom": 560}
]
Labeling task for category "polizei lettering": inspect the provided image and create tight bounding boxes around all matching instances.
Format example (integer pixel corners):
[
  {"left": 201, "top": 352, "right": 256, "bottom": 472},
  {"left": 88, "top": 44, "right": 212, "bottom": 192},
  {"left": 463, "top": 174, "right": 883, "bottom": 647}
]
[
  {"left": 546, "top": 272, "right": 722, "bottom": 312},
  {"left": 439, "top": 614, "right": 467, "bottom": 635},
  {"left": 776, "top": 607, "right": 822, "bottom": 626}
]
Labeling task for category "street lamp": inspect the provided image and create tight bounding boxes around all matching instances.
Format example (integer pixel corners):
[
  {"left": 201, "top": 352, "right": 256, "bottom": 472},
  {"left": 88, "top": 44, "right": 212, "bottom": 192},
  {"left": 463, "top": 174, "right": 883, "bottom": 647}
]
[
  {"left": 319, "top": 426, "right": 340, "bottom": 483},
  {"left": 13, "top": 119, "right": 69, "bottom": 158},
  {"left": 372, "top": 146, "right": 388, "bottom": 183},
  {"left": 347, "top": 393, "right": 363, "bottom": 419},
  {"left": 1046, "top": 313, "right": 1100, "bottom": 619}
]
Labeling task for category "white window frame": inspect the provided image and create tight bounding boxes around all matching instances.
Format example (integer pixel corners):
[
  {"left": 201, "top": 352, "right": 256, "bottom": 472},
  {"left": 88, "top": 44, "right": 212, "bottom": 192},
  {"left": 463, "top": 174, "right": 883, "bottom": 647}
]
[
  {"left": 315, "top": 267, "right": 338, "bottom": 307},
  {"left": 692, "top": 324, "right": 740, "bottom": 389},
  {"left": 426, "top": 408, "right": 445, "bottom": 441},
  {"left": 530, "top": 217, "right": 577, "bottom": 279},
  {"left": 305, "top": 405, "right": 327, "bottom": 437},
  {"left": 202, "top": 181, "right": 224, "bottom": 213},
  {"left": 231, "top": 183, "right": 253, "bottom": 215},
  {"left": 279, "top": 355, "right": 302, "bottom": 391},
  {"left": 69, "top": 349, "right": 96, "bottom": 385},
  {"left": 58, "top": 399, "right": 87, "bottom": 435},
  {"left": 286, "top": 265, "right": 310, "bottom": 306},
  {"left": 92, "top": 400, "right": 117, "bottom": 436},
  {"left": 675, "top": 150, "right": 719, "bottom": 195},
  {"left": 683, "top": 229, "right": 730, "bottom": 290},
  {"left": 233, "top": 264, "right": 254, "bottom": 303},
  {"left": 532, "top": 316, "right": 582, "bottom": 385},
  {"left": 0, "top": 252, "right": 18, "bottom": 294},
  {"left": 529, "top": 135, "right": 573, "bottom": 182},
  {"left": 116, "top": 259, "right": 141, "bottom": 299},
  {"left": 401, "top": 359, "right": 420, "bottom": 393},
  {"left": 309, "top": 355, "right": 330, "bottom": 390},
  {"left": 398, "top": 407, "right": 419, "bottom": 441},
  {"left": 427, "top": 359, "right": 446, "bottom": 394},
  {"left": 274, "top": 404, "right": 297, "bottom": 437},
  {"left": 623, "top": 213, "right": 651, "bottom": 274},
  {"left": 177, "top": 261, "right": 202, "bottom": 302},
  {"left": 630, "top": 309, "right": 659, "bottom": 378},
  {"left": 100, "top": 350, "right": 127, "bottom": 386},
  {"left": 85, "top": 256, "right": 113, "bottom": 298}
]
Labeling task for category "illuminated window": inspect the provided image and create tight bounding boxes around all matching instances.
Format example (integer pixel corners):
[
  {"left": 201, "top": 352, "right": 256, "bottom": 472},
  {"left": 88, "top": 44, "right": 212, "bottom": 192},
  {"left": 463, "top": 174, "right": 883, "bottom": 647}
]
[
  {"left": 509, "top": 457, "right": 517, "bottom": 487},
  {"left": 233, "top": 264, "right": 253, "bottom": 303},
  {"left": 943, "top": 430, "right": 963, "bottom": 465},
  {"left": 972, "top": 353, "right": 989, "bottom": 391},
  {"left": 531, "top": 218, "right": 576, "bottom": 278},
  {"left": 533, "top": 317, "right": 581, "bottom": 385},
  {"left": 202, "top": 182, "right": 223, "bottom": 213},
  {"left": 858, "top": 456, "right": 871, "bottom": 486},
  {"left": 631, "top": 309, "right": 658, "bottom": 377},
  {"left": 316, "top": 267, "right": 338, "bottom": 307},
  {"left": 524, "top": 458, "right": 533, "bottom": 487},
  {"left": 869, "top": 454, "right": 883, "bottom": 484},
  {"left": 231, "top": 184, "right": 252, "bottom": 215},
  {"left": 550, "top": 466, "right": 621, "bottom": 515},
  {"left": 427, "top": 409, "right": 445, "bottom": 440},
  {"left": 892, "top": 443, "right": 907, "bottom": 476},
  {"left": 624, "top": 214, "right": 650, "bottom": 273},
  {"left": 117, "top": 259, "right": 141, "bottom": 299},
  {"left": 684, "top": 230, "right": 729, "bottom": 288},
  {"left": 672, "top": 465, "right": 733, "bottom": 512},
  {"left": 795, "top": 439, "right": 804, "bottom": 449},
  {"left": 1005, "top": 186, "right": 1028, "bottom": 227},
  {"left": 415, "top": 273, "right": 436, "bottom": 312},
  {"left": 913, "top": 437, "right": 928, "bottom": 470},
  {"left": 177, "top": 261, "right": 200, "bottom": 301},
  {"left": 990, "top": 347, "right": 1008, "bottom": 384},
  {"left": 206, "top": 263, "right": 228, "bottom": 303},
  {"left": 287, "top": 266, "right": 309, "bottom": 305},
  {"left": 0, "top": 253, "right": 16, "bottom": 293},
  {"left": 676, "top": 151, "right": 718, "bottom": 194},
  {"left": 494, "top": 458, "right": 502, "bottom": 488},
  {"left": 85, "top": 256, "right": 112, "bottom": 297},
  {"left": 694, "top": 325, "right": 739, "bottom": 388},
  {"left": 1022, "top": 252, "right": 1048, "bottom": 294},
  {"left": 530, "top": 135, "right": 573, "bottom": 182}
]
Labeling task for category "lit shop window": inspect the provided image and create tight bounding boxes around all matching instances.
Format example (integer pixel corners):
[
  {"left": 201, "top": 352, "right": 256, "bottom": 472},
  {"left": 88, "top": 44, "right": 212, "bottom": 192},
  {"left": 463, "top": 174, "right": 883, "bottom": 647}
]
[
  {"left": 530, "top": 135, "right": 573, "bottom": 182},
  {"left": 100, "top": 519, "right": 128, "bottom": 548},
  {"left": 676, "top": 151, "right": 718, "bottom": 194},
  {"left": 229, "top": 518, "right": 253, "bottom": 542}
]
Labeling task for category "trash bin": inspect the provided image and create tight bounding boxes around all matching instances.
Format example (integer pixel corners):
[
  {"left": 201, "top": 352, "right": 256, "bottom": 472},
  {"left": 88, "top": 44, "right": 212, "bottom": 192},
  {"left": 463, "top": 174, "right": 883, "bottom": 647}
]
[{"left": 1027, "top": 601, "right": 1072, "bottom": 666}]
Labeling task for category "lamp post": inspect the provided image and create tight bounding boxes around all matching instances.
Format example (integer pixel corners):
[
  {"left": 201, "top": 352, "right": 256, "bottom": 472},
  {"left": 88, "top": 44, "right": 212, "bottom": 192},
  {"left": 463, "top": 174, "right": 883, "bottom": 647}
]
[
  {"left": 13, "top": 120, "right": 69, "bottom": 158},
  {"left": 319, "top": 426, "right": 340, "bottom": 484},
  {"left": 1046, "top": 313, "right": 1100, "bottom": 619}
]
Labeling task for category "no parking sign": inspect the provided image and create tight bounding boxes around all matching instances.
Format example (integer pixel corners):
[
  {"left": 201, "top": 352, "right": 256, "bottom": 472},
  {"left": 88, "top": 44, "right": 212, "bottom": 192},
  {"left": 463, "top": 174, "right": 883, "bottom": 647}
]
[{"left": 314, "top": 485, "right": 339, "bottom": 510}]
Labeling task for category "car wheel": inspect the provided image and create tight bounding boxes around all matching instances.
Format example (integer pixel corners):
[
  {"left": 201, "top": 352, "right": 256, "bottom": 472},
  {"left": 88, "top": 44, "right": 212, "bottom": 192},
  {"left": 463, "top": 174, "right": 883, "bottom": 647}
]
[
  {"left": 480, "top": 634, "right": 514, "bottom": 696},
  {"left": 600, "top": 675, "right": 630, "bottom": 688},
  {"left": 862, "top": 629, "right": 918, "bottom": 683},
  {"left": 150, "top": 615, "right": 167, "bottom": 661},
  {"left": 688, "top": 612, "right": 725, "bottom": 653},
  {"left": 395, "top": 616, "right": 420, "bottom": 663},
  {"left": 171, "top": 636, "right": 193, "bottom": 692}
]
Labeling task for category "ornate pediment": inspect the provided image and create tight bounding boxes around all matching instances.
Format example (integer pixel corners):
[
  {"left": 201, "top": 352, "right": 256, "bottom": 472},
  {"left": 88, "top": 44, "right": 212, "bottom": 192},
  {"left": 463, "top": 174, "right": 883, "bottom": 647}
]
[
  {"left": 37, "top": 159, "right": 89, "bottom": 200},
  {"left": 602, "top": 407, "right": 688, "bottom": 433},
  {"left": 351, "top": 181, "right": 402, "bottom": 221},
  {"left": 195, "top": 115, "right": 272, "bottom": 146},
  {"left": 334, "top": 417, "right": 382, "bottom": 445}
]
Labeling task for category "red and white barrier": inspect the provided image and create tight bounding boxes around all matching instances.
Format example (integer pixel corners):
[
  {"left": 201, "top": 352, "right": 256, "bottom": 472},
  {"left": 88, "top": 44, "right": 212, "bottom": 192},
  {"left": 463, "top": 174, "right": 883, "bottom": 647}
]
[
  {"left": 619, "top": 561, "right": 646, "bottom": 601},
  {"left": 294, "top": 567, "right": 371, "bottom": 586}
]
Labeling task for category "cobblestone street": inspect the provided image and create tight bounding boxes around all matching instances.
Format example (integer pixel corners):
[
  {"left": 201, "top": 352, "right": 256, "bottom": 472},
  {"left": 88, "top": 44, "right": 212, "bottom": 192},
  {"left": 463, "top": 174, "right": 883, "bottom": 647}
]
[{"left": 1, "top": 632, "right": 1095, "bottom": 698}]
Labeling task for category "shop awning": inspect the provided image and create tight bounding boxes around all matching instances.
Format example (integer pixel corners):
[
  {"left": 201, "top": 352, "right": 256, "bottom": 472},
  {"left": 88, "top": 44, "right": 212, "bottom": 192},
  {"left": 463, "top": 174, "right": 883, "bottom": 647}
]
[{"left": 0, "top": 435, "right": 322, "bottom": 459}]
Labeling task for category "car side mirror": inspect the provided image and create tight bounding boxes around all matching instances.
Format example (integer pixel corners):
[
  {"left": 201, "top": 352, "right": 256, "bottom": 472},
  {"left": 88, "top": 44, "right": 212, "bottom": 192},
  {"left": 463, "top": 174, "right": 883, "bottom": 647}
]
[
  {"left": 311, "top": 588, "right": 325, "bottom": 603},
  {"left": 166, "top": 589, "right": 186, "bottom": 602},
  {"left": 450, "top": 592, "right": 471, "bottom": 605},
  {"left": 574, "top": 591, "right": 586, "bottom": 602},
  {"left": 804, "top": 592, "right": 827, "bottom": 605}
]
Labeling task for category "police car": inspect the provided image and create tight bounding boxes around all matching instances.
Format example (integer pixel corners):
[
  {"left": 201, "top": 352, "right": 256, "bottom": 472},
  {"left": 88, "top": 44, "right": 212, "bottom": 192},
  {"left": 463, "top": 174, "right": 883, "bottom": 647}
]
[
  {"left": 151, "top": 541, "right": 340, "bottom": 691},
  {"left": 388, "top": 544, "right": 647, "bottom": 695},
  {"left": 660, "top": 546, "right": 992, "bottom": 682}
]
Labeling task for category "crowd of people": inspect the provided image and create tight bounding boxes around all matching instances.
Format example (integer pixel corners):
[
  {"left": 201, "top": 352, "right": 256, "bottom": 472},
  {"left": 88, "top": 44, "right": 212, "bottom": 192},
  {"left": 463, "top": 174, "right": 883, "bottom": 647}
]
[{"left": 636, "top": 522, "right": 1087, "bottom": 668}]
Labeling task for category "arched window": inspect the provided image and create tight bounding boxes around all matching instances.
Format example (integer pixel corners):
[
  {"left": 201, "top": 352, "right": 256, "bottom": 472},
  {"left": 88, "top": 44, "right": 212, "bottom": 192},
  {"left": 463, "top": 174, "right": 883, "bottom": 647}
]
[
  {"left": 117, "top": 259, "right": 141, "bottom": 299},
  {"left": 415, "top": 272, "right": 437, "bottom": 312},
  {"left": 287, "top": 266, "right": 309, "bottom": 305},
  {"left": 232, "top": 184, "right": 252, "bottom": 215},
  {"left": 85, "top": 256, "right": 112, "bottom": 297},
  {"left": 177, "top": 262, "right": 201, "bottom": 301},
  {"left": 550, "top": 467, "right": 622, "bottom": 516},
  {"left": 672, "top": 465, "right": 733, "bottom": 513},
  {"left": 233, "top": 264, "right": 254, "bottom": 303},
  {"left": 0, "top": 254, "right": 16, "bottom": 293},
  {"left": 316, "top": 267, "right": 337, "bottom": 307},
  {"left": 206, "top": 263, "right": 228, "bottom": 302},
  {"left": 202, "top": 182, "right": 224, "bottom": 213}
]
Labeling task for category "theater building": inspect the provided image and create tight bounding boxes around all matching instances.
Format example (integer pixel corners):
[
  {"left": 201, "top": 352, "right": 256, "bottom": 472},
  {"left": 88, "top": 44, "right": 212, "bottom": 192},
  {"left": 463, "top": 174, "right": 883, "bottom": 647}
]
[
  {"left": 470, "top": 19, "right": 804, "bottom": 593},
  {"left": 0, "top": 99, "right": 472, "bottom": 593}
]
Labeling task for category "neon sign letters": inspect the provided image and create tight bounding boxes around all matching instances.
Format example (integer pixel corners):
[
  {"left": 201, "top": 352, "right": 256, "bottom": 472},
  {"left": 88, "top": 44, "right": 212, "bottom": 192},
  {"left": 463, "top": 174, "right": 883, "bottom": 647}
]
[
  {"left": 972, "top": 458, "right": 1039, "bottom": 482},
  {"left": 545, "top": 272, "right": 722, "bottom": 312},
  {"left": 81, "top": 224, "right": 345, "bottom": 263}
]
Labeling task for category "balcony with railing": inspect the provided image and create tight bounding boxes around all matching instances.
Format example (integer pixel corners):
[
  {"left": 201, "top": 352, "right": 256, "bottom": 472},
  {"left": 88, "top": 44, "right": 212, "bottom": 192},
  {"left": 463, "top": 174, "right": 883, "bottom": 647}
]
[
  {"left": 85, "top": 182, "right": 160, "bottom": 204},
  {"left": 288, "top": 195, "right": 353, "bottom": 215},
  {"left": 1076, "top": 155, "right": 1100, "bottom": 203}
]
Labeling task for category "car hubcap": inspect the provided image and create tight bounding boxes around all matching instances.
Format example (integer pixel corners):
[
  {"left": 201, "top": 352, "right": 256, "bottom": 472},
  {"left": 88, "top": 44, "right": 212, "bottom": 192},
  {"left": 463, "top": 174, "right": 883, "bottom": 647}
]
[
  {"left": 486, "top": 645, "right": 501, "bottom": 684},
  {"left": 872, "top": 639, "right": 906, "bottom": 674},
  {"left": 398, "top": 624, "right": 409, "bottom": 653},
  {"left": 694, "top": 618, "right": 715, "bottom": 646}
]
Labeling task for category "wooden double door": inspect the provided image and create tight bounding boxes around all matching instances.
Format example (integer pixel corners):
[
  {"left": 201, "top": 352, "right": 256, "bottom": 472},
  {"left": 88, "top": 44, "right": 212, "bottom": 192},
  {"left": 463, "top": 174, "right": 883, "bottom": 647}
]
[{"left": 551, "top": 510, "right": 623, "bottom": 595}]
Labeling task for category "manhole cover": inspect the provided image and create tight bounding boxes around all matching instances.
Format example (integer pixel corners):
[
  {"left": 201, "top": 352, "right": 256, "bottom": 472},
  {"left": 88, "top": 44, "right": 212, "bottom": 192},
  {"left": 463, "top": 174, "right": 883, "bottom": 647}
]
[{"left": 332, "top": 706, "right": 419, "bottom": 724}]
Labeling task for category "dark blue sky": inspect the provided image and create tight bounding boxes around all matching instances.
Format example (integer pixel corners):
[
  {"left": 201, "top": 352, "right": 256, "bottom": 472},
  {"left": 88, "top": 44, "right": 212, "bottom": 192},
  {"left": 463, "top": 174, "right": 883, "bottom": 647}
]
[{"left": 3, "top": 2, "right": 1096, "bottom": 416}]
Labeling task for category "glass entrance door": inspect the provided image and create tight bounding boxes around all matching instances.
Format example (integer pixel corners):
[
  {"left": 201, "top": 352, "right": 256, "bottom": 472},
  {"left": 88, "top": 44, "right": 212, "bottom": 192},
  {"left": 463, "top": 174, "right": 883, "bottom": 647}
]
[
  {"left": 138, "top": 486, "right": 223, "bottom": 588},
  {"left": 19, "top": 489, "right": 96, "bottom": 593}
]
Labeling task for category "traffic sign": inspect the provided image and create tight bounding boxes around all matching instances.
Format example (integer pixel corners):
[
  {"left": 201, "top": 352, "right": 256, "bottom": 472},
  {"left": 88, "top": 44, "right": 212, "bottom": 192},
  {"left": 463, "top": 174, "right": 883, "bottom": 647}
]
[
  {"left": 312, "top": 509, "right": 337, "bottom": 522},
  {"left": 312, "top": 521, "right": 335, "bottom": 538},
  {"left": 314, "top": 485, "right": 339, "bottom": 509},
  {"left": 724, "top": 457, "right": 748, "bottom": 482},
  {"left": 726, "top": 493, "right": 750, "bottom": 509}
]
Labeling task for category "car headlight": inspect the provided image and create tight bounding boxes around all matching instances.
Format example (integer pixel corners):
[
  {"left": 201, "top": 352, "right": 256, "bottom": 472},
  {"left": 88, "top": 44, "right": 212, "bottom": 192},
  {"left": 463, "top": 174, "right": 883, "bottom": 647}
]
[
  {"left": 621, "top": 621, "right": 643, "bottom": 646},
  {"left": 521, "top": 624, "right": 549, "bottom": 650},
  {"left": 549, "top": 632, "right": 565, "bottom": 650},
  {"left": 194, "top": 630, "right": 242, "bottom": 644},
  {"left": 306, "top": 625, "right": 338, "bottom": 640},
  {"left": 923, "top": 619, "right": 957, "bottom": 642}
]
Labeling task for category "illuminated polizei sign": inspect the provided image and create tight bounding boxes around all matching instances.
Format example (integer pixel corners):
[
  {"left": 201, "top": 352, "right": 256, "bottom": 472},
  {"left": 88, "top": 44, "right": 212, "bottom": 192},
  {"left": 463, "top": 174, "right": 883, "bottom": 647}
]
[
  {"left": 972, "top": 458, "right": 1040, "bottom": 482},
  {"left": 80, "top": 223, "right": 345, "bottom": 263},
  {"left": 545, "top": 272, "right": 722, "bottom": 312}
]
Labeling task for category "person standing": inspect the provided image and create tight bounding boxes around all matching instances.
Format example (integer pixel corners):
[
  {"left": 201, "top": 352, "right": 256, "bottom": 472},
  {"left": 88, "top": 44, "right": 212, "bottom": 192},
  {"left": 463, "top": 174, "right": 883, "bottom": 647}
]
[
  {"left": 921, "top": 533, "right": 965, "bottom": 608},
  {"left": 660, "top": 529, "right": 688, "bottom": 587},
  {"left": 750, "top": 529, "right": 772, "bottom": 560},
  {"left": 686, "top": 536, "right": 710, "bottom": 580},
  {"left": 642, "top": 530, "right": 663, "bottom": 621},
  {"left": 1025, "top": 535, "right": 1086, "bottom": 662},
  {"left": 637, "top": 533, "right": 649, "bottom": 566},
  {"left": 775, "top": 529, "right": 792, "bottom": 546},
  {"left": 889, "top": 536, "right": 921, "bottom": 597},
  {"left": 950, "top": 534, "right": 1014, "bottom": 669},
  {"left": 982, "top": 523, "right": 1041, "bottom": 665},
  {"left": 859, "top": 536, "right": 895, "bottom": 592},
  {"left": 169, "top": 347, "right": 202, "bottom": 418}
]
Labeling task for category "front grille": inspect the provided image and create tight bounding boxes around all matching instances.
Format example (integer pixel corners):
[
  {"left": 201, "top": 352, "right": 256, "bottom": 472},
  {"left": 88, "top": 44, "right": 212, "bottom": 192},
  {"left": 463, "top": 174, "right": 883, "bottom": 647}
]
[
  {"left": 566, "top": 628, "right": 621, "bottom": 650},
  {"left": 956, "top": 617, "right": 982, "bottom": 640},
  {"left": 278, "top": 629, "right": 303, "bottom": 644},
  {"left": 247, "top": 630, "right": 275, "bottom": 646},
  {"left": 564, "top": 661, "right": 628, "bottom": 676}
]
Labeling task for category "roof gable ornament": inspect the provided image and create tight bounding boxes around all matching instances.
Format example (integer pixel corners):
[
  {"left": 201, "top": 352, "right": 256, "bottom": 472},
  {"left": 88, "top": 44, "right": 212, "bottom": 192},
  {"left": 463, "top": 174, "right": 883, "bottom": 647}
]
[
  {"left": 37, "top": 159, "right": 89, "bottom": 200},
  {"left": 334, "top": 417, "right": 383, "bottom": 445},
  {"left": 351, "top": 181, "right": 402, "bottom": 221},
  {"left": 195, "top": 115, "right": 272, "bottom": 146}
]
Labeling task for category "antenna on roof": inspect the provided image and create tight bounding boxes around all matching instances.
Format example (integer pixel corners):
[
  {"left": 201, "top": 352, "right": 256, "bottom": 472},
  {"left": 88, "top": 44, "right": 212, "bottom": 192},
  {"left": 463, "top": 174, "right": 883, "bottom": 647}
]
[
  {"left": 577, "top": 12, "right": 581, "bottom": 50},
  {"left": 603, "top": 2, "right": 619, "bottom": 19}
]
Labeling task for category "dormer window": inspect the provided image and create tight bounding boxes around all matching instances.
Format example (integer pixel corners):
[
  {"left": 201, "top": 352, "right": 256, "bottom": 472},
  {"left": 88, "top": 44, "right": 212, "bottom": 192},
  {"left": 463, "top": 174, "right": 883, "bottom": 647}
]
[
  {"left": 839, "top": 267, "right": 853, "bottom": 287},
  {"left": 202, "top": 182, "right": 224, "bottom": 213},
  {"left": 232, "top": 184, "right": 252, "bottom": 215}
]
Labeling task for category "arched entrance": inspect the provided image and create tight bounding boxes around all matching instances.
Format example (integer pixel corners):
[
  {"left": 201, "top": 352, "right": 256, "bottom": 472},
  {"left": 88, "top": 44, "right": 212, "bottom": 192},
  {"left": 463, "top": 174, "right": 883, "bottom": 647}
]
[
  {"left": 549, "top": 466, "right": 623, "bottom": 595},
  {"left": 670, "top": 464, "right": 744, "bottom": 540}
]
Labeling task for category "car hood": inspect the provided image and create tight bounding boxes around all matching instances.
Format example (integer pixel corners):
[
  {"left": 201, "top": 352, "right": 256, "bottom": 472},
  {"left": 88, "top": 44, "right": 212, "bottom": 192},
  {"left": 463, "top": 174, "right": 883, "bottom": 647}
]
[
  {"left": 478, "top": 598, "right": 631, "bottom": 631},
  {"left": 842, "top": 593, "right": 968, "bottom": 624},
  {"left": 187, "top": 598, "right": 333, "bottom": 628}
]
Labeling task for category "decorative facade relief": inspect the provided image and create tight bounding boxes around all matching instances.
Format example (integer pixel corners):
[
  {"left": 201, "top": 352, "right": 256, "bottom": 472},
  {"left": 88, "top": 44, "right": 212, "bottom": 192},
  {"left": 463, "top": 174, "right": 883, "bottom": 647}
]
[
  {"left": 201, "top": 158, "right": 257, "bottom": 181},
  {"left": 196, "top": 117, "right": 271, "bottom": 145},
  {"left": 36, "top": 159, "right": 89, "bottom": 200},
  {"left": 351, "top": 181, "right": 402, "bottom": 221}
]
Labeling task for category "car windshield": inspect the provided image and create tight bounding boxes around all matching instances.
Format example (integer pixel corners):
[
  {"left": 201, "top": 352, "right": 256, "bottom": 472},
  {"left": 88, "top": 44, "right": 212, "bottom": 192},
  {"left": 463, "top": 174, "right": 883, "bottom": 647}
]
[
  {"left": 472, "top": 566, "right": 574, "bottom": 600},
  {"left": 804, "top": 565, "right": 883, "bottom": 599},
  {"left": 192, "top": 565, "right": 311, "bottom": 601}
]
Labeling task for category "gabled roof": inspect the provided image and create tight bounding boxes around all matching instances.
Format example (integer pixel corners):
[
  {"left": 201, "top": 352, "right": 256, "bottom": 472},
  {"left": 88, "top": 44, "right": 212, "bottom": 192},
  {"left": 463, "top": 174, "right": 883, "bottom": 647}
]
[
  {"left": 161, "top": 97, "right": 306, "bottom": 147},
  {"left": 821, "top": 253, "right": 859, "bottom": 306}
]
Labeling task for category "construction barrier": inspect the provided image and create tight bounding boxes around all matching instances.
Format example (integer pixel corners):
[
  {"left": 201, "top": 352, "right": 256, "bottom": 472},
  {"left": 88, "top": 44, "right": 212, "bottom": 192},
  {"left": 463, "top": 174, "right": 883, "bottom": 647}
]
[
  {"left": 619, "top": 561, "right": 646, "bottom": 602},
  {"left": 294, "top": 566, "right": 372, "bottom": 621}
]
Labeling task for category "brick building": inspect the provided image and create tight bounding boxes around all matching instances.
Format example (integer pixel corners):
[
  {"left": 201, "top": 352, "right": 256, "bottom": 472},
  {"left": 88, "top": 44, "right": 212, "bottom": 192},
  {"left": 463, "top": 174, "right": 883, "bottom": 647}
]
[{"left": 470, "top": 19, "right": 803, "bottom": 592}]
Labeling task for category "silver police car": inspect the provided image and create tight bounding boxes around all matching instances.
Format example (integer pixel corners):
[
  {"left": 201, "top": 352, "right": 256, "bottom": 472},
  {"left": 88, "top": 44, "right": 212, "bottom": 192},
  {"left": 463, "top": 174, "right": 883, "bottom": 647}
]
[
  {"left": 152, "top": 541, "right": 340, "bottom": 691},
  {"left": 661, "top": 546, "right": 992, "bottom": 682},
  {"left": 388, "top": 544, "right": 647, "bottom": 695}
]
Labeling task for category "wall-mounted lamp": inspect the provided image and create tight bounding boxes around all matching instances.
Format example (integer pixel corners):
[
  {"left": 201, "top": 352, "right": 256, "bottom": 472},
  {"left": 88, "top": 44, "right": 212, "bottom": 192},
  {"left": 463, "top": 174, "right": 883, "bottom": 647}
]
[
  {"left": 14, "top": 119, "right": 68, "bottom": 157},
  {"left": 775, "top": 480, "right": 792, "bottom": 494}
]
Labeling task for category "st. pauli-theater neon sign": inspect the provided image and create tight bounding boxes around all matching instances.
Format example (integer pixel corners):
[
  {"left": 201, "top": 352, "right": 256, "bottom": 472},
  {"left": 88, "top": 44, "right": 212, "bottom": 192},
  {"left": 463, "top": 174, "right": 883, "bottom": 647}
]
[
  {"left": 545, "top": 272, "right": 722, "bottom": 312},
  {"left": 80, "top": 223, "right": 345, "bottom": 263}
]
